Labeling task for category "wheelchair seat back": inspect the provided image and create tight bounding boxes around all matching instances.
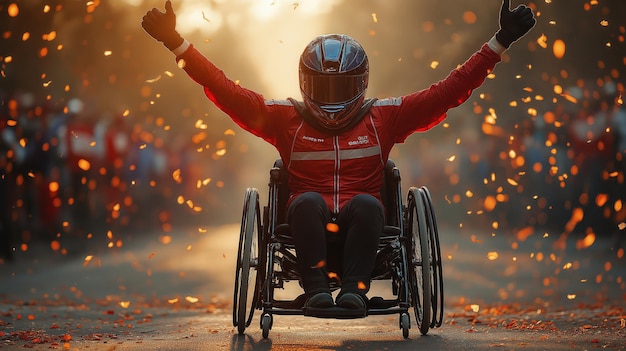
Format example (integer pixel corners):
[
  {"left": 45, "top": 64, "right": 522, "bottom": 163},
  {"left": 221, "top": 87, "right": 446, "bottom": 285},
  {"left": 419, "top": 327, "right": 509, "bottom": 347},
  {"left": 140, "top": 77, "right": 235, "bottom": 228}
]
[{"left": 270, "top": 159, "right": 401, "bottom": 228}]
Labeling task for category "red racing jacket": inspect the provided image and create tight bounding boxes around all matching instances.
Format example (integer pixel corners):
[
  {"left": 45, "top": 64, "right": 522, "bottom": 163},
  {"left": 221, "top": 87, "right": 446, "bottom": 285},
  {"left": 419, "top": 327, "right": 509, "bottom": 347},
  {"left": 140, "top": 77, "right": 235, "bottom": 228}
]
[{"left": 175, "top": 41, "right": 502, "bottom": 213}]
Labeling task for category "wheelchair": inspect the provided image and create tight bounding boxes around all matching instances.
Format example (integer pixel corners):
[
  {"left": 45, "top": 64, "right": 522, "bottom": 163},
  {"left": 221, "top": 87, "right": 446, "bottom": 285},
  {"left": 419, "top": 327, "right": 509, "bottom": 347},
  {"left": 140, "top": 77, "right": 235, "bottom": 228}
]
[{"left": 232, "top": 159, "right": 444, "bottom": 338}]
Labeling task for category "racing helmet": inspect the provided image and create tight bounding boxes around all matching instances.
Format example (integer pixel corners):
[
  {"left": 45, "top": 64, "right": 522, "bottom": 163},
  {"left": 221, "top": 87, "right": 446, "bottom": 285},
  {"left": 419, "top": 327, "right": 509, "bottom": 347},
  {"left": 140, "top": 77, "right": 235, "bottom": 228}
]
[{"left": 299, "top": 34, "right": 369, "bottom": 131}]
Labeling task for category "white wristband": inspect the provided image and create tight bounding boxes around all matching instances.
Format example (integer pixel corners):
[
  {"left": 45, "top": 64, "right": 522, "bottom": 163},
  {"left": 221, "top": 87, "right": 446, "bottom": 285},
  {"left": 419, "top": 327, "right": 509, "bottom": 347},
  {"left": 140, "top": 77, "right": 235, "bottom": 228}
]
[
  {"left": 488, "top": 35, "right": 507, "bottom": 55},
  {"left": 171, "top": 39, "right": 190, "bottom": 56}
]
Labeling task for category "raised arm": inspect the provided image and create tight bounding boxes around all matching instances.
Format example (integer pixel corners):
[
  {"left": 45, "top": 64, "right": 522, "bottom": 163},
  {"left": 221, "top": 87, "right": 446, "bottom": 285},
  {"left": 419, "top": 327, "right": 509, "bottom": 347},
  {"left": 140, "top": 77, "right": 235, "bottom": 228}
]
[
  {"left": 141, "top": 1, "right": 281, "bottom": 143},
  {"left": 392, "top": 0, "right": 536, "bottom": 137}
]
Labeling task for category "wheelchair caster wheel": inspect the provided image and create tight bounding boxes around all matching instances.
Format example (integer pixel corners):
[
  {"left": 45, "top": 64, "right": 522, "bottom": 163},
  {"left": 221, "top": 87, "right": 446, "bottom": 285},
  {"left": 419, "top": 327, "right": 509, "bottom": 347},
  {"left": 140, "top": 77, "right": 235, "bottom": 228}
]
[
  {"left": 400, "top": 313, "right": 410, "bottom": 339},
  {"left": 261, "top": 313, "right": 272, "bottom": 338}
]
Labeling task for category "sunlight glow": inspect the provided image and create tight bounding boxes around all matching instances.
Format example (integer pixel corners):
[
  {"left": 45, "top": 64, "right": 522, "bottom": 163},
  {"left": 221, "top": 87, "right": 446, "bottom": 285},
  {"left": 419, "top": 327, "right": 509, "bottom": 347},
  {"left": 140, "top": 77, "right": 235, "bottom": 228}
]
[{"left": 124, "top": 0, "right": 345, "bottom": 97}]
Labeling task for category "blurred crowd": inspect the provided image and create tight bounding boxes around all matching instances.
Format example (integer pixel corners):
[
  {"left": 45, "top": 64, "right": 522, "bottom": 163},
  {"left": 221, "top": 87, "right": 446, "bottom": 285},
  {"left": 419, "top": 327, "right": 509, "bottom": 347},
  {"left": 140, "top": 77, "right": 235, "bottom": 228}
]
[
  {"left": 414, "top": 80, "right": 626, "bottom": 238},
  {"left": 0, "top": 91, "right": 220, "bottom": 261},
  {"left": 2, "top": 78, "right": 625, "bottom": 262}
]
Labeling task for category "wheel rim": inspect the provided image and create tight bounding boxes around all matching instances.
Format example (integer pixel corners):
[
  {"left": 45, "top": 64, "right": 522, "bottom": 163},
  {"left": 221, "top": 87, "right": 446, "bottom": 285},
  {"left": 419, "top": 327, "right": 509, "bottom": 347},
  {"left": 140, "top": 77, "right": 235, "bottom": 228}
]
[
  {"left": 420, "top": 187, "right": 444, "bottom": 328},
  {"left": 407, "top": 188, "right": 432, "bottom": 335},
  {"left": 233, "top": 189, "right": 260, "bottom": 334}
]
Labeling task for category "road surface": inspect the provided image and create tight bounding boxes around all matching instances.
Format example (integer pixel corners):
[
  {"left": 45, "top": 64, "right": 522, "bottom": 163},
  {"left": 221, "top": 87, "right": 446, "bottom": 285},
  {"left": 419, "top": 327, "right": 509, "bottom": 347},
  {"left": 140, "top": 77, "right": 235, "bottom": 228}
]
[{"left": 1, "top": 224, "right": 624, "bottom": 350}]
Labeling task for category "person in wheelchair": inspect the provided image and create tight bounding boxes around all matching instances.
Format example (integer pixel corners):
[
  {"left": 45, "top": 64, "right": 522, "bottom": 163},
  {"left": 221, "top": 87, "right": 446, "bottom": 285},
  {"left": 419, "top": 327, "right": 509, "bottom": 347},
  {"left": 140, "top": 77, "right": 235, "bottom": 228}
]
[{"left": 143, "top": 1, "right": 535, "bottom": 314}]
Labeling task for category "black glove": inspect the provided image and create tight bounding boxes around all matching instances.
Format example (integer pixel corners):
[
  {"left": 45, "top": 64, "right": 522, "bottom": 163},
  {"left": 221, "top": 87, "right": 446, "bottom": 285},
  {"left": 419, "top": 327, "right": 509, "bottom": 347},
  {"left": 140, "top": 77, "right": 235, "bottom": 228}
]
[
  {"left": 495, "top": 0, "right": 536, "bottom": 48},
  {"left": 141, "top": 0, "right": 184, "bottom": 50}
]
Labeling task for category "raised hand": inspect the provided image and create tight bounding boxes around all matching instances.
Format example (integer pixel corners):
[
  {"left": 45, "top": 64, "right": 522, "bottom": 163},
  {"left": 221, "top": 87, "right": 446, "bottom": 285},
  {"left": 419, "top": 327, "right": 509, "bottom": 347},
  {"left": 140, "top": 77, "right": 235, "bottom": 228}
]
[
  {"left": 496, "top": 0, "right": 536, "bottom": 48},
  {"left": 141, "top": 0, "right": 183, "bottom": 50}
]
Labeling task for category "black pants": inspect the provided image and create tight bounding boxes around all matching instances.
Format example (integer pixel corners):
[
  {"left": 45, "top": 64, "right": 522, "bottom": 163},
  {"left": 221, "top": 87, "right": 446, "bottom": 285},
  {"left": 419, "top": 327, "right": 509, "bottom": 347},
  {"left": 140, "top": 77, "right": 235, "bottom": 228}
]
[{"left": 287, "top": 192, "right": 383, "bottom": 298}]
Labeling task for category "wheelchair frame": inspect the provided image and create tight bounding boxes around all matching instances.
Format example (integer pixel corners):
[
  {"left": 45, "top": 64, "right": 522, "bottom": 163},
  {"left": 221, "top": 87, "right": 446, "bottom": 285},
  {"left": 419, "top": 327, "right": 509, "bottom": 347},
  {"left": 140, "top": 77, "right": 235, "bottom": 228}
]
[{"left": 232, "top": 160, "right": 443, "bottom": 338}]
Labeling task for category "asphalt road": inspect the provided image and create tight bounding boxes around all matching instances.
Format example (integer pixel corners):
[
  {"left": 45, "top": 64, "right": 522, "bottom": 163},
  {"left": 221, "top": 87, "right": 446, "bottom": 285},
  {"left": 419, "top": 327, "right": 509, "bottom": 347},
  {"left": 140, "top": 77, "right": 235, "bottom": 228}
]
[{"left": 1, "top": 224, "right": 625, "bottom": 350}]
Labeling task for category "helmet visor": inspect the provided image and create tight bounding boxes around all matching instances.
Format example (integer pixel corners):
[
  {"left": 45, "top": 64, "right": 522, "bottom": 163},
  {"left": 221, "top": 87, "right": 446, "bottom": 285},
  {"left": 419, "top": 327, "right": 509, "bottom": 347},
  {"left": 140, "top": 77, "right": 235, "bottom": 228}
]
[{"left": 301, "top": 73, "right": 367, "bottom": 105}]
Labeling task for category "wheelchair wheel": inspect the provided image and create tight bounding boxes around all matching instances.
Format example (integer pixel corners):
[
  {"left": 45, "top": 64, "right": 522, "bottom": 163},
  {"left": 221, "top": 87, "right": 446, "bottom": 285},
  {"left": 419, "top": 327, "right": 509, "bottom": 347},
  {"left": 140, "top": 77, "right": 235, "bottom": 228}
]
[
  {"left": 419, "top": 186, "right": 444, "bottom": 328},
  {"left": 406, "top": 187, "right": 432, "bottom": 335},
  {"left": 233, "top": 188, "right": 262, "bottom": 334}
]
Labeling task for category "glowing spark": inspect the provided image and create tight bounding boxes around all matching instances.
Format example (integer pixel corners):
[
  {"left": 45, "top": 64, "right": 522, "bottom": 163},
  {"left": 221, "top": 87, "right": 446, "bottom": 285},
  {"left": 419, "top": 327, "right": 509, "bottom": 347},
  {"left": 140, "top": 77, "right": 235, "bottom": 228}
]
[
  {"left": 146, "top": 75, "right": 161, "bottom": 83},
  {"left": 312, "top": 260, "right": 326, "bottom": 269},
  {"left": 470, "top": 304, "right": 480, "bottom": 313},
  {"left": 462, "top": 11, "right": 477, "bottom": 25},
  {"left": 8, "top": 3, "right": 19, "bottom": 17},
  {"left": 581, "top": 232, "right": 596, "bottom": 249},
  {"left": 595, "top": 194, "right": 608, "bottom": 207},
  {"left": 104, "top": 50, "right": 112, "bottom": 56},
  {"left": 83, "top": 255, "right": 93, "bottom": 267},
  {"left": 168, "top": 298, "right": 179, "bottom": 304},
  {"left": 516, "top": 226, "right": 534, "bottom": 242},
  {"left": 78, "top": 159, "right": 91, "bottom": 171},
  {"left": 50, "top": 240, "right": 61, "bottom": 251},
  {"left": 119, "top": 301, "right": 131, "bottom": 308},
  {"left": 172, "top": 169, "right": 182, "bottom": 183},
  {"left": 185, "top": 296, "right": 199, "bottom": 303},
  {"left": 483, "top": 195, "right": 497, "bottom": 212},
  {"left": 371, "top": 13, "right": 378, "bottom": 23},
  {"left": 447, "top": 155, "right": 456, "bottom": 162},
  {"left": 537, "top": 33, "right": 548, "bottom": 49},
  {"left": 487, "top": 252, "right": 499, "bottom": 261},
  {"left": 195, "top": 119, "right": 208, "bottom": 129},
  {"left": 430, "top": 61, "right": 439, "bottom": 69},
  {"left": 567, "top": 294, "right": 576, "bottom": 300},
  {"left": 553, "top": 39, "right": 566, "bottom": 59}
]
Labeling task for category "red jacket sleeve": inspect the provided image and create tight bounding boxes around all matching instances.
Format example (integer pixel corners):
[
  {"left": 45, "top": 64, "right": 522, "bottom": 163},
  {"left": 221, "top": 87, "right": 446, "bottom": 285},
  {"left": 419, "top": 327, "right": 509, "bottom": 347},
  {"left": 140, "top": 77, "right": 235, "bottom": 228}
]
[
  {"left": 390, "top": 43, "right": 502, "bottom": 142},
  {"left": 176, "top": 44, "right": 280, "bottom": 144}
]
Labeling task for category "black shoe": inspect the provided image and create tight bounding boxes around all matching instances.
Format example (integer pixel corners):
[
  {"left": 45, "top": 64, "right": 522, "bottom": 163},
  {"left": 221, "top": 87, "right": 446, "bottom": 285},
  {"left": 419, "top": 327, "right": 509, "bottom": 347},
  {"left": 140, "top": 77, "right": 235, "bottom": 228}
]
[
  {"left": 336, "top": 292, "right": 366, "bottom": 310},
  {"left": 304, "top": 292, "right": 334, "bottom": 309}
]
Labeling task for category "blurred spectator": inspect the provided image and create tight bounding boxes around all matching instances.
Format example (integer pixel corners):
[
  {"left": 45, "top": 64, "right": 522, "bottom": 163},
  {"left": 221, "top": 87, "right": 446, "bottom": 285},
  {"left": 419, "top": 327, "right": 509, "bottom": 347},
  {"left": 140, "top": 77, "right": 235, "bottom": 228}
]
[
  {"left": 566, "top": 81, "right": 621, "bottom": 235},
  {"left": 1, "top": 117, "right": 15, "bottom": 261}
]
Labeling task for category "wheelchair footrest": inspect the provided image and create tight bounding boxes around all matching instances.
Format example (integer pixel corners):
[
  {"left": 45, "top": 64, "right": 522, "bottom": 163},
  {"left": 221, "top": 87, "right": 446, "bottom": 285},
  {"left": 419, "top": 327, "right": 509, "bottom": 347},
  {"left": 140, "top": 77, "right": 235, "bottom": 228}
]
[{"left": 304, "top": 307, "right": 367, "bottom": 319}]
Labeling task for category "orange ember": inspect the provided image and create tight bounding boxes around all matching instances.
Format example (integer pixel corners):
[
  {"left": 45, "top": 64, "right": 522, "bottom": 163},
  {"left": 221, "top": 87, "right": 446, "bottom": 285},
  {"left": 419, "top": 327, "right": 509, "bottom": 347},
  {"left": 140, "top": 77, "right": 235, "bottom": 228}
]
[{"left": 326, "top": 223, "right": 339, "bottom": 233}]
